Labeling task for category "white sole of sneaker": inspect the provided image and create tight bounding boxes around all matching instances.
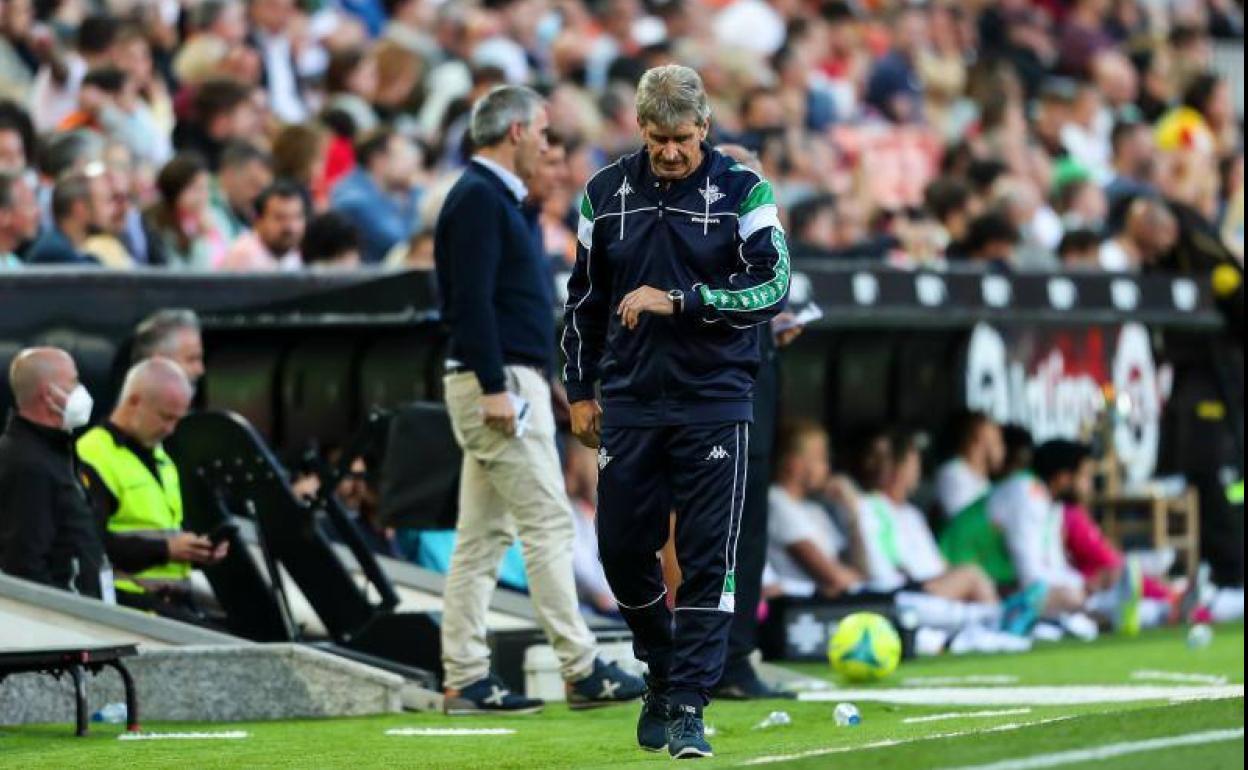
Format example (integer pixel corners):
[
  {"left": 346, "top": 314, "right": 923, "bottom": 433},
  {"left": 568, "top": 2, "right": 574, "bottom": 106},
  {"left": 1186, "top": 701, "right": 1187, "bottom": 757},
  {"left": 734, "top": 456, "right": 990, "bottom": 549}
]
[{"left": 671, "top": 747, "right": 713, "bottom": 759}]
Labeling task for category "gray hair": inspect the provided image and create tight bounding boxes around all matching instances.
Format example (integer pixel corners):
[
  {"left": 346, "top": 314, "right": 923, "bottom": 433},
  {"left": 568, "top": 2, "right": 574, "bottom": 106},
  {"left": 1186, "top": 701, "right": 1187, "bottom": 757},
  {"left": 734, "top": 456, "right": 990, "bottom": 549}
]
[
  {"left": 132, "top": 308, "right": 201, "bottom": 363},
  {"left": 469, "top": 86, "right": 544, "bottom": 149},
  {"left": 635, "top": 65, "right": 711, "bottom": 129}
]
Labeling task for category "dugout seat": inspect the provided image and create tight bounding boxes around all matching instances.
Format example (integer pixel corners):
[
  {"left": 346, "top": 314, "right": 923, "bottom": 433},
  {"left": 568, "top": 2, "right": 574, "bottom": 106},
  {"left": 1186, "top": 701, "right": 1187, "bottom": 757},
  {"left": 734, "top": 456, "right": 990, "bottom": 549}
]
[{"left": 166, "top": 410, "right": 441, "bottom": 685}]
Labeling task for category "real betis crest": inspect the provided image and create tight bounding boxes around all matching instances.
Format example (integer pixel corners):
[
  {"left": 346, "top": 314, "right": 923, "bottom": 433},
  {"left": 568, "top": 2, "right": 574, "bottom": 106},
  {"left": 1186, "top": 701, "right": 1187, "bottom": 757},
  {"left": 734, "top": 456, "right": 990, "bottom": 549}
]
[{"left": 699, "top": 181, "right": 725, "bottom": 206}]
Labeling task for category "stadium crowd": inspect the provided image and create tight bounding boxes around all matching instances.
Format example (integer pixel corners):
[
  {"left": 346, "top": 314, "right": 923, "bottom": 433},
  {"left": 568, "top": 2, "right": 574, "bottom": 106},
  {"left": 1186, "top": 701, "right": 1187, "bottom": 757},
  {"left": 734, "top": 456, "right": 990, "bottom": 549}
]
[{"left": 0, "top": 0, "right": 1242, "bottom": 275}]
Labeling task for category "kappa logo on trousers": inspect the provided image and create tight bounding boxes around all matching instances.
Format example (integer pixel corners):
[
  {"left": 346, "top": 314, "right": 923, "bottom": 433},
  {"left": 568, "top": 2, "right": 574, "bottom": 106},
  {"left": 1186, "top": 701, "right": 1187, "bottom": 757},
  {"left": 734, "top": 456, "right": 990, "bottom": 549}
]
[{"left": 706, "top": 445, "right": 730, "bottom": 461}]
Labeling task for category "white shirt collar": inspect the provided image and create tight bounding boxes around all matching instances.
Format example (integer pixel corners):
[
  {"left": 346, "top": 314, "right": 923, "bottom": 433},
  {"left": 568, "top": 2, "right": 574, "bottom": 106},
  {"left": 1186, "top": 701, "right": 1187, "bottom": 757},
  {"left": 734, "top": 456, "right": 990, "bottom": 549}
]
[{"left": 472, "top": 156, "right": 528, "bottom": 202}]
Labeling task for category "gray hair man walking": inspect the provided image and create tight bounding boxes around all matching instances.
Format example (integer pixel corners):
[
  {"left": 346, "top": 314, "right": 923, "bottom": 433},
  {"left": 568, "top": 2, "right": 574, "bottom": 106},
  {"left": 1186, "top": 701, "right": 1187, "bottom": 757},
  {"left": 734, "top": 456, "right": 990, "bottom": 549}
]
[
  {"left": 434, "top": 85, "right": 644, "bottom": 715},
  {"left": 564, "top": 65, "right": 791, "bottom": 758}
]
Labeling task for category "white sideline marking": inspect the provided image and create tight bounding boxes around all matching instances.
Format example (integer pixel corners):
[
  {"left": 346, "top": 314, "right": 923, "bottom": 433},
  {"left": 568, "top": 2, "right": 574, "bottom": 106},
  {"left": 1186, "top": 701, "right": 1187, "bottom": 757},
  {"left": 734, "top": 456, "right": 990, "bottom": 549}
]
[
  {"left": 742, "top": 717, "right": 1071, "bottom": 765},
  {"left": 904, "top": 709, "right": 1032, "bottom": 724},
  {"left": 118, "top": 731, "right": 249, "bottom": 741},
  {"left": 385, "top": 727, "right": 516, "bottom": 736},
  {"left": 903, "top": 676, "right": 1020, "bottom": 687},
  {"left": 798, "top": 685, "right": 1244, "bottom": 705},
  {"left": 933, "top": 727, "right": 1245, "bottom": 770},
  {"left": 1130, "top": 670, "right": 1229, "bottom": 686}
]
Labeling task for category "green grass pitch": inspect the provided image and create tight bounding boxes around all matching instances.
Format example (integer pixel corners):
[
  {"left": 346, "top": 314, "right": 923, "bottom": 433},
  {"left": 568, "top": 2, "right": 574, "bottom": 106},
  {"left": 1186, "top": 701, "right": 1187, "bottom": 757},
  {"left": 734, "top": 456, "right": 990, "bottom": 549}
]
[{"left": 3, "top": 624, "right": 1242, "bottom": 769}]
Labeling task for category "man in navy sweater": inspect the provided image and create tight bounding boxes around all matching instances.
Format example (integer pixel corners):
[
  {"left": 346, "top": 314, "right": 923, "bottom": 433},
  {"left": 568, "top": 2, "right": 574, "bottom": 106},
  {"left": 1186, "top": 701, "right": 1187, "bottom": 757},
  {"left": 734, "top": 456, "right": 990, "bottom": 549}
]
[
  {"left": 563, "top": 66, "right": 791, "bottom": 758},
  {"left": 434, "top": 85, "right": 644, "bottom": 716}
]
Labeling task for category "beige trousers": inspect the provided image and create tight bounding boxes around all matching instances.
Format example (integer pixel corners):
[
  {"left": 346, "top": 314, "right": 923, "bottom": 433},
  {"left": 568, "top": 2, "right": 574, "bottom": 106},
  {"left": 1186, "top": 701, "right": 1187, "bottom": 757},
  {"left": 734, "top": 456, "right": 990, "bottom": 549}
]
[{"left": 440, "top": 366, "right": 598, "bottom": 690}]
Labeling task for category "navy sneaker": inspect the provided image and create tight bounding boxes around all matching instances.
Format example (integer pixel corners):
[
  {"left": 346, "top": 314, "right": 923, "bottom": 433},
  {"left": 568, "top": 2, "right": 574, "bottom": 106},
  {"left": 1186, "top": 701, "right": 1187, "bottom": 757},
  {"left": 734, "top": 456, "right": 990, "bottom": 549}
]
[
  {"left": 637, "top": 679, "right": 669, "bottom": 752},
  {"left": 667, "top": 704, "right": 713, "bottom": 759},
  {"left": 566, "top": 658, "right": 646, "bottom": 710},
  {"left": 444, "top": 674, "right": 544, "bottom": 716}
]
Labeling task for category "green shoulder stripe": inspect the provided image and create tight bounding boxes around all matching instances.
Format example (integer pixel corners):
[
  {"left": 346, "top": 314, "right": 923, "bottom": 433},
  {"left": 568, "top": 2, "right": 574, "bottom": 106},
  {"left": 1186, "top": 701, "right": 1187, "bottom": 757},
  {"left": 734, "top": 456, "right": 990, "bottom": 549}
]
[
  {"left": 738, "top": 179, "right": 776, "bottom": 217},
  {"left": 579, "top": 193, "right": 594, "bottom": 220}
]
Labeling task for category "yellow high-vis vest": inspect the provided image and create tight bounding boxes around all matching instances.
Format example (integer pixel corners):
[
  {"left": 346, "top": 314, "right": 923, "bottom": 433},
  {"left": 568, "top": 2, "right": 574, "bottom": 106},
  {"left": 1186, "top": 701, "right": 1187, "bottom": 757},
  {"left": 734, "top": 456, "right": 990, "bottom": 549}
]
[{"left": 77, "top": 426, "right": 189, "bottom": 594}]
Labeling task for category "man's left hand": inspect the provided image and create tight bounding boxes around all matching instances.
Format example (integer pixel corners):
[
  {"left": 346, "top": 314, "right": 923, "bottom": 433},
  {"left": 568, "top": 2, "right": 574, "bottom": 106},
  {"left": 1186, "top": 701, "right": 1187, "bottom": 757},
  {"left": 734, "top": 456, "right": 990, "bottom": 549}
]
[{"left": 618, "top": 286, "right": 674, "bottom": 329}]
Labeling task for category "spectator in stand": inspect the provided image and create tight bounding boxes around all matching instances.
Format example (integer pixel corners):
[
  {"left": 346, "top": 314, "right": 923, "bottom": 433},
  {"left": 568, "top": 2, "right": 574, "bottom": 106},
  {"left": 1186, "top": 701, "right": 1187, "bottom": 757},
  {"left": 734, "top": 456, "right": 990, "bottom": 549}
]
[
  {"left": 29, "top": 13, "right": 121, "bottom": 134},
  {"left": 0, "top": 100, "right": 35, "bottom": 174},
  {"left": 219, "top": 180, "right": 305, "bottom": 270},
  {"left": 330, "top": 127, "right": 422, "bottom": 264},
  {"left": 272, "top": 122, "right": 329, "bottom": 209},
  {"left": 0, "top": 169, "right": 39, "bottom": 267},
  {"left": 935, "top": 411, "right": 1005, "bottom": 520},
  {"left": 786, "top": 193, "right": 839, "bottom": 261},
  {"left": 1058, "top": 228, "right": 1104, "bottom": 269},
  {"left": 865, "top": 4, "right": 928, "bottom": 123},
  {"left": 960, "top": 211, "right": 1021, "bottom": 270},
  {"left": 324, "top": 46, "right": 381, "bottom": 137},
  {"left": 26, "top": 166, "right": 115, "bottom": 265},
  {"left": 132, "top": 308, "right": 206, "bottom": 388},
  {"left": 1105, "top": 120, "right": 1158, "bottom": 216},
  {"left": 210, "top": 141, "right": 274, "bottom": 241},
  {"left": 924, "top": 178, "right": 979, "bottom": 257},
  {"left": 144, "top": 153, "right": 228, "bottom": 270},
  {"left": 1099, "top": 197, "right": 1179, "bottom": 272},
  {"left": 302, "top": 210, "right": 362, "bottom": 268},
  {"left": 246, "top": 0, "right": 312, "bottom": 124},
  {"left": 172, "top": 79, "right": 263, "bottom": 172},
  {"left": 0, "top": 347, "right": 107, "bottom": 598}
]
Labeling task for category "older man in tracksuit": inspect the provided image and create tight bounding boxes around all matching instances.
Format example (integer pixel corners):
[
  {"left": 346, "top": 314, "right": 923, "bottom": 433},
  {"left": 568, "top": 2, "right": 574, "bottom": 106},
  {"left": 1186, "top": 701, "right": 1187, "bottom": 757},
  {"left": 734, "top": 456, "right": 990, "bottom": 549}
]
[{"left": 563, "top": 65, "right": 790, "bottom": 759}]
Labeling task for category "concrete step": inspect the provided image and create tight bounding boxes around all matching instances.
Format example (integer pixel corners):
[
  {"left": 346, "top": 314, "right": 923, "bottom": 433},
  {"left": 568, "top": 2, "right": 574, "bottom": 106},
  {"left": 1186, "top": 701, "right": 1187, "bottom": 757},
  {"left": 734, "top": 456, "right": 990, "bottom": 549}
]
[{"left": 1, "top": 643, "right": 404, "bottom": 724}]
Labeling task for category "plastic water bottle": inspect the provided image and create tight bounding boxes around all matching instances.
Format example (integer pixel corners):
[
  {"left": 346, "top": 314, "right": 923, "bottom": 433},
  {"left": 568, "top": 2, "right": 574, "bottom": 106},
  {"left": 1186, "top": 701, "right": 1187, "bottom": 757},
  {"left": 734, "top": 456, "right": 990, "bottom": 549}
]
[
  {"left": 834, "top": 702, "right": 861, "bottom": 726},
  {"left": 1187, "top": 623, "right": 1213, "bottom": 649},
  {"left": 754, "top": 711, "right": 792, "bottom": 729},
  {"left": 92, "top": 702, "right": 127, "bottom": 724}
]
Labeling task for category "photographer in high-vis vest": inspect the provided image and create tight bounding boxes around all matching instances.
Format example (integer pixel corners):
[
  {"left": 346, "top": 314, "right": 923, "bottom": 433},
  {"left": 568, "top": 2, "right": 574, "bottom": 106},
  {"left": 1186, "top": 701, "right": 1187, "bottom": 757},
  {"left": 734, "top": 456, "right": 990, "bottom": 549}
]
[{"left": 76, "top": 358, "right": 227, "bottom": 625}]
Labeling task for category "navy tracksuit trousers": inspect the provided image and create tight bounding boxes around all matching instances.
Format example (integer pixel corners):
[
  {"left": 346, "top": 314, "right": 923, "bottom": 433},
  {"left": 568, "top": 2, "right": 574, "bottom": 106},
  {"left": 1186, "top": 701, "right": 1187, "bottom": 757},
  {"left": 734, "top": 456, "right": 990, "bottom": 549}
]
[{"left": 596, "top": 421, "right": 748, "bottom": 709}]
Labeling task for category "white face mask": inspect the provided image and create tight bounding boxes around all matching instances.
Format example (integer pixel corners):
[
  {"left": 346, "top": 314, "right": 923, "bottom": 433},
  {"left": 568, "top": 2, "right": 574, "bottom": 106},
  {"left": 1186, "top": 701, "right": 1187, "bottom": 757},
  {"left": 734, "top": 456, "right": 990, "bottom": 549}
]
[{"left": 51, "top": 383, "right": 94, "bottom": 431}]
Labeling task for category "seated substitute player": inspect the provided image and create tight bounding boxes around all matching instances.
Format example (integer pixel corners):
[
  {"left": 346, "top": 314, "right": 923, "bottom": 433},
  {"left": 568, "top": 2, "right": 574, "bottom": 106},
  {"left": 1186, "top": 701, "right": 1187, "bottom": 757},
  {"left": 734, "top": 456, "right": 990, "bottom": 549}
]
[{"left": 990, "top": 439, "right": 1147, "bottom": 633}]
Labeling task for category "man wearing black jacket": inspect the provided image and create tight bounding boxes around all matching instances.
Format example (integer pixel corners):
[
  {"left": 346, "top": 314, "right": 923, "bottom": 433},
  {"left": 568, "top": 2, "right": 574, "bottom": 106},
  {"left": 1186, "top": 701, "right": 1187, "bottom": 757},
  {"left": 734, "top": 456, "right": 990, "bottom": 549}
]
[
  {"left": 563, "top": 66, "right": 790, "bottom": 758},
  {"left": 434, "top": 85, "right": 644, "bottom": 716},
  {"left": 0, "top": 347, "right": 106, "bottom": 597}
]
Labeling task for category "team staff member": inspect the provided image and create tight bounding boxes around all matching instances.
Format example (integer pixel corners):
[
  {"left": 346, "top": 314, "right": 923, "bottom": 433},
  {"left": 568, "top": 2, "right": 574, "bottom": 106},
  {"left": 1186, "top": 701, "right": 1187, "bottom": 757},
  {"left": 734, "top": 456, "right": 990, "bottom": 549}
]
[
  {"left": 77, "top": 358, "right": 225, "bottom": 625},
  {"left": 434, "top": 85, "right": 644, "bottom": 715},
  {"left": 563, "top": 65, "right": 791, "bottom": 759}
]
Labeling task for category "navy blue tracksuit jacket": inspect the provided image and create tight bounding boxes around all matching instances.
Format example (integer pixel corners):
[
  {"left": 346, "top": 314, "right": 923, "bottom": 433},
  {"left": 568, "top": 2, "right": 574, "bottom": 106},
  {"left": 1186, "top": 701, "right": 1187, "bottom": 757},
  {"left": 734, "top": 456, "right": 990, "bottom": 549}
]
[{"left": 562, "top": 144, "right": 790, "bottom": 708}]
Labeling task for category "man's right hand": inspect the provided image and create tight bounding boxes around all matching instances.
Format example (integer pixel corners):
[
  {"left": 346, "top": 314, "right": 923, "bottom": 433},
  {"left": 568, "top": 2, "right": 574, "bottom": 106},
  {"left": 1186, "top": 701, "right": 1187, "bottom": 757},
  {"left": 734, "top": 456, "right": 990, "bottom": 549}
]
[
  {"left": 167, "top": 533, "right": 216, "bottom": 565},
  {"left": 481, "top": 391, "right": 517, "bottom": 436},
  {"left": 569, "top": 399, "right": 603, "bottom": 448}
]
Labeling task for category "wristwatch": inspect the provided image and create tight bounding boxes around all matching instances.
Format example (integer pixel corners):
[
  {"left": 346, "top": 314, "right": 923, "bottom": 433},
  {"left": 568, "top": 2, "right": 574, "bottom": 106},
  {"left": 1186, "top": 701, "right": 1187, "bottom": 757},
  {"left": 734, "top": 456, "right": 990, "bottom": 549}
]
[{"left": 667, "top": 289, "right": 684, "bottom": 314}]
